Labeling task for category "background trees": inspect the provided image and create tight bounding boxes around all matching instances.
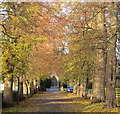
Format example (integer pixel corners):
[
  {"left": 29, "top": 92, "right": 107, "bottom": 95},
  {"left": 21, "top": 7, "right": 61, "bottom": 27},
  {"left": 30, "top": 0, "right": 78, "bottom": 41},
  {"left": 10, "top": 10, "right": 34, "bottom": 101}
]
[
  {"left": 59, "top": 2, "right": 119, "bottom": 108},
  {"left": 1, "top": 2, "right": 64, "bottom": 107}
]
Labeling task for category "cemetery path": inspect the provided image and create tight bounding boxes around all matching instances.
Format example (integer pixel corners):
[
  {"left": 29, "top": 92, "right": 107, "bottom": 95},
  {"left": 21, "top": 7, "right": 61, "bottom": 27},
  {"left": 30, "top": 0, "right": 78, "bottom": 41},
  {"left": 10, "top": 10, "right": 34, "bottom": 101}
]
[
  {"left": 2, "top": 91, "right": 120, "bottom": 112},
  {"left": 2, "top": 91, "right": 87, "bottom": 112}
]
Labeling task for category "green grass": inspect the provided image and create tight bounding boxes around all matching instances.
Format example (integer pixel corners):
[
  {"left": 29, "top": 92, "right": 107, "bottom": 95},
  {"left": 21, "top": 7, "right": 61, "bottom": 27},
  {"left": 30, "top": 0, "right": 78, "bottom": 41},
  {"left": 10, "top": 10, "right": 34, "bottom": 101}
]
[{"left": 84, "top": 103, "right": 120, "bottom": 112}]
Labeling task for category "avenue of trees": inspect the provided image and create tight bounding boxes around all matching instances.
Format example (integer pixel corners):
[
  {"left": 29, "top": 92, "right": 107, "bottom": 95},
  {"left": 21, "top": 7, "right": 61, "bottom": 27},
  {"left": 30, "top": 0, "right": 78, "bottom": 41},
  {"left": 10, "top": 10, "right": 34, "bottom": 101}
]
[
  {"left": 1, "top": 2, "right": 120, "bottom": 108},
  {"left": 59, "top": 2, "right": 120, "bottom": 108}
]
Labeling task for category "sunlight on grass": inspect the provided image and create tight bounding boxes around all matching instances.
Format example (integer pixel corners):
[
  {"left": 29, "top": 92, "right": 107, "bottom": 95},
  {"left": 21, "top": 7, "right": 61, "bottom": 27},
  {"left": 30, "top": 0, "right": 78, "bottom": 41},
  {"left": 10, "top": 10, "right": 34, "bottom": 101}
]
[{"left": 66, "top": 92, "right": 120, "bottom": 112}]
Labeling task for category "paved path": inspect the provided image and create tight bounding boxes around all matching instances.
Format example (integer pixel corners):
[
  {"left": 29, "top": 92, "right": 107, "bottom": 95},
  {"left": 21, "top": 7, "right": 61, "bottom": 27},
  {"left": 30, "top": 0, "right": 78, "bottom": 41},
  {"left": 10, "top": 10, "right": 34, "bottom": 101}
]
[
  {"left": 47, "top": 87, "right": 59, "bottom": 92},
  {"left": 3, "top": 91, "right": 86, "bottom": 112},
  {"left": 3, "top": 91, "right": 120, "bottom": 112}
]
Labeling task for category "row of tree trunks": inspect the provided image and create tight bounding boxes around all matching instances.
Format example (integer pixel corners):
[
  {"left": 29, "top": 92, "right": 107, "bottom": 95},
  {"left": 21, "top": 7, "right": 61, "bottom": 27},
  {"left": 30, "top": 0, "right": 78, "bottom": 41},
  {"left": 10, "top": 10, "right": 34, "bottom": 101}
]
[
  {"left": 92, "top": 3, "right": 118, "bottom": 108},
  {"left": 3, "top": 75, "right": 41, "bottom": 107},
  {"left": 19, "top": 77, "right": 41, "bottom": 100},
  {"left": 72, "top": 78, "right": 87, "bottom": 99}
]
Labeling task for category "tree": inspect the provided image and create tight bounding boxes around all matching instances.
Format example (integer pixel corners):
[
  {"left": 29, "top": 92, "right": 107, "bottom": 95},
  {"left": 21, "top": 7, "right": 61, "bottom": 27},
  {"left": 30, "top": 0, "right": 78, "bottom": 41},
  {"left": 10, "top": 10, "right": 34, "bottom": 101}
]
[
  {"left": 1, "top": 2, "right": 66, "bottom": 107},
  {"left": 105, "top": 2, "right": 118, "bottom": 108}
]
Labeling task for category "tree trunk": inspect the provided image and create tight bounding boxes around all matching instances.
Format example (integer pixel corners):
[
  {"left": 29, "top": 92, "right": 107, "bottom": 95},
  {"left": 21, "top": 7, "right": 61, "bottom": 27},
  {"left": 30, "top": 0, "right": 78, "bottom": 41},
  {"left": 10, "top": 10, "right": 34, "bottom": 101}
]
[
  {"left": 19, "top": 76, "right": 24, "bottom": 101},
  {"left": 116, "top": 1, "right": 120, "bottom": 108},
  {"left": 3, "top": 75, "right": 13, "bottom": 107},
  {"left": 73, "top": 79, "right": 77, "bottom": 94},
  {"left": 26, "top": 80, "right": 30, "bottom": 97},
  {"left": 77, "top": 79, "right": 80, "bottom": 96},
  {"left": 85, "top": 76, "right": 89, "bottom": 100},
  {"left": 60, "top": 82, "right": 64, "bottom": 91},
  {"left": 23, "top": 79, "right": 27, "bottom": 98},
  {"left": 30, "top": 81, "right": 34, "bottom": 96},
  {"left": 38, "top": 79, "right": 41, "bottom": 91},
  {"left": 92, "top": 7, "right": 106, "bottom": 103},
  {"left": 92, "top": 49, "right": 105, "bottom": 103},
  {"left": 105, "top": 3, "right": 117, "bottom": 108},
  {"left": 17, "top": 77, "right": 19, "bottom": 104},
  {"left": 80, "top": 79, "right": 86, "bottom": 98},
  {"left": 106, "top": 44, "right": 117, "bottom": 108},
  {"left": 36, "top": 80, "right": 39, "bottom": 92},
  {"left": 33, "top": 79, "right": 37, "bottom": 94},
  {"left": 13, "top": 80, "right": 16, "bottom": 91}
]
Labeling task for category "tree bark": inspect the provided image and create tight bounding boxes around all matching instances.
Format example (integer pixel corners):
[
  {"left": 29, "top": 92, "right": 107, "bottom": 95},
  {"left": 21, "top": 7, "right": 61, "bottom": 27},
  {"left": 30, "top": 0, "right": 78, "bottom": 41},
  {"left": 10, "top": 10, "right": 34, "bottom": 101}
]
[
  {"left": 26, "top": 80, "right": 30, "bottom": 97},
  {"left": 38, "top": 78, "right": 41, "bottom": 91},
  {"left": 23, "top": 76, "right": 27, "bottom": 98},
  {"left": 77, "top": 79, "right": 80, "bottom": 96},
  {"left": 17, "top": 77, "right": 19, "bottom": 104},
  {"left": 106, "top": 43, "right": 117, "bottom": 108},
  {"left": 3, "top": 75, "right": 13, "bottom": 107},
  {"left": 92, "top": 49, "right": 105, "bottom": 102},
  {"left": 30, "top": 81, "right": 34, "bottom": 96},
  {"left": 73, "top": 79, "right": 77, "bottom": 94},
  {"left": 105, "top": 3, "right": 117, "bottom": 108},
  {"left": 19, "top": 76, "right": 24, "bottom": 101},
  {"left": 60, "top": 82, "right": 64, "bottom": 91},
  {"left": 80, "top": 79, "right": 86, "bottom": 98},
  {"left": 92, "top": 7, "right": 106, "bottom": 103},
  {"left": 33, "top": 79, "right": 37, "bottom": 94}
]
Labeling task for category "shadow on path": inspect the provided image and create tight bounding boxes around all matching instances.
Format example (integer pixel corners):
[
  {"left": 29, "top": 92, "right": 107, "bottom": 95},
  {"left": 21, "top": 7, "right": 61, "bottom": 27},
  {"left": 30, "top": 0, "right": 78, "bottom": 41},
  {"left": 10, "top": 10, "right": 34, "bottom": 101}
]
[{"left": 2, "top": 91, "right": 86, "bottom": 112}]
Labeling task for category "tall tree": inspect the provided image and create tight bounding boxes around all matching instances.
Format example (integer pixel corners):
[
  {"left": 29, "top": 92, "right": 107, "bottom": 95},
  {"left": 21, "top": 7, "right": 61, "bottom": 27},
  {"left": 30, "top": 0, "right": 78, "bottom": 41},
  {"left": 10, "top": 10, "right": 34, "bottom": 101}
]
[{"left": 105, "top": 2, "right": 118, "bottom": 108}]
